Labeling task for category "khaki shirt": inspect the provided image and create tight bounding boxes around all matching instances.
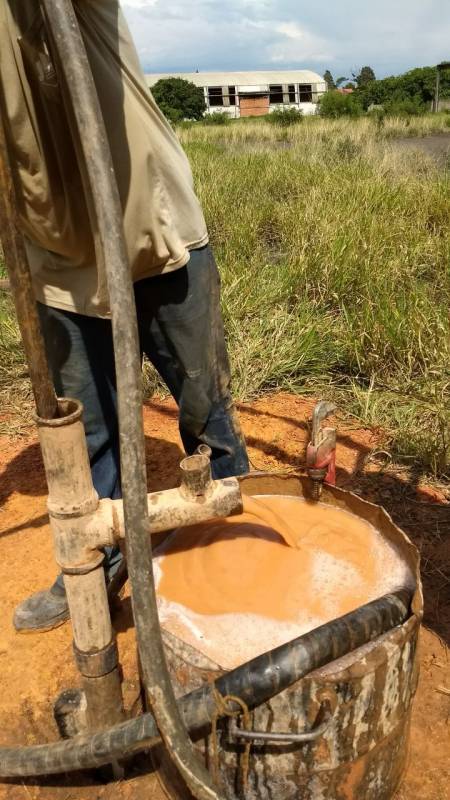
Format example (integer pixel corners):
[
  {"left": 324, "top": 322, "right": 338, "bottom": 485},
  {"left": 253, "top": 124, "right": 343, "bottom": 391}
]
[{"left": 0, "top": 1, "right": 208, "bottom": 317}]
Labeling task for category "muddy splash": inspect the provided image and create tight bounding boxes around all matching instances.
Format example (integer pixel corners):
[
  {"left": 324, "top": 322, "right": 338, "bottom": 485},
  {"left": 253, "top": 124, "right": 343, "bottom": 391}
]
[{"left": 155, "top": 495, "right": 414, "bottom": 669}]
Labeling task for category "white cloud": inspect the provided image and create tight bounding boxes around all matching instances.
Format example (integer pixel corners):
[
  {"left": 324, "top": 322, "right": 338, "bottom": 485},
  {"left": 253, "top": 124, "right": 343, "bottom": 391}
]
[
  {"left": 276, "top": 22, "right": 308, "bottom": 40},
  {"left": 270, "top": 22, "right": 333, "bottom": 63},
  {"left": 120, "top": 0, "right": 450, "bottom": 77}
]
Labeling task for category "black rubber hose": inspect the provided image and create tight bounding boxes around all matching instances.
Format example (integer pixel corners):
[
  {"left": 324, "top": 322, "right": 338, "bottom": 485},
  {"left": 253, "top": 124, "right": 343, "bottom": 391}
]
[
  {"left": 0, "top": 591, "right": 411, "bottom": 778},
  {"left": 38, "top": 3, "right": 224, "bottom": 799}
]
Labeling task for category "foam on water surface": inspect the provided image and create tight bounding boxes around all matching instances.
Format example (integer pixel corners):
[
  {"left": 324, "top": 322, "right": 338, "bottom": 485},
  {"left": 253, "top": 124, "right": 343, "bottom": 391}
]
[{"left": 154, "top": 495, "right": 414, "bottom": 670}]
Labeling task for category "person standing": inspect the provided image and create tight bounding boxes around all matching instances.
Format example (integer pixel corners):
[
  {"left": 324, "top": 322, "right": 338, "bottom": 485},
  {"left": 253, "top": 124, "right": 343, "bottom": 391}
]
[{"left": 0, "top": 0, "right": 249, "bottom": 632}]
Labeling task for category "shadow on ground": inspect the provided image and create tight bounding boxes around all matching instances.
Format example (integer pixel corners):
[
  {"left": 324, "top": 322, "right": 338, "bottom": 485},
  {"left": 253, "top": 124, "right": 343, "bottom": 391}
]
[{"left": 0, "top": 393, "right": 448, "bottom": 800}]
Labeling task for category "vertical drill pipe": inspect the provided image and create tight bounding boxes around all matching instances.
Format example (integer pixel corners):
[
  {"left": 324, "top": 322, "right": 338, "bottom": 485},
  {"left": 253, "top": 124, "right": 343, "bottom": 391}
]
[
  {"left": 0, "top": 83, "right": 57, "bottom": 420},
  {"left": 40, "top": 3, "right": 224, "bottom": 798},
  {"left": 0, "top": 70, "right": 122, "bottom": 733},
  {"left": 36, "top": 398, "right": 124, "bottom": 731}
]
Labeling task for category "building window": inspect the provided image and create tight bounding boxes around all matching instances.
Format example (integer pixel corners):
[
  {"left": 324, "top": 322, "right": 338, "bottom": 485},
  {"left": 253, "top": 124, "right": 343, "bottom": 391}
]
[
  {"left": 208, "top": 87, "right": 223, "bottom": 107},
  {"left": 228, "top": 86, "right": 236, "bottom": 106},
  {"left": 299, "top": 84, "right": 313, "bottom": 102},
  {"left": 288, "top": 84, "right": 296, "bottom": 103},
  {"left": 269, "top": 84, "right": 284, "bottom": 104}
]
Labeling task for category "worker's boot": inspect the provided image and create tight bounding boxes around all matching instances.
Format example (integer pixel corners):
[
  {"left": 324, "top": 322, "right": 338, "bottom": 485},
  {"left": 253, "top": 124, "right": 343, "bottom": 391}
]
[
  {"left": 13, "top": 547, "right": 123, "bottom": 633},
  {"left": 13, "top": 580, "right": 69, "bottom": 633}
]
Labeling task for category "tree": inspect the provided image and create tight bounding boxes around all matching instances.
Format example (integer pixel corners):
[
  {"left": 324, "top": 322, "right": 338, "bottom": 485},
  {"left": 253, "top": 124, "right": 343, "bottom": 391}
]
[
  {"left": 356, "top": 66, "right": 376, "bottom": 87},
  {"left": 335, "top": 76, "right": 348, "bottom": 88},
  {"left": 151, "top": 77, "right": 206, "bottom": 122},
  {"left": 323, "top": 70, "right": 336, "bottom": 90},
  {"left": 355, "top": 66, "right": 450, "bottom": 112}
]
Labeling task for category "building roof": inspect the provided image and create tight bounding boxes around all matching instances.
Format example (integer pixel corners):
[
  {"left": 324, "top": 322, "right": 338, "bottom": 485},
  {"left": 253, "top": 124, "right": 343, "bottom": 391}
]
[{"left": 146, "top": 69, "right": 326, "bottom": 88}]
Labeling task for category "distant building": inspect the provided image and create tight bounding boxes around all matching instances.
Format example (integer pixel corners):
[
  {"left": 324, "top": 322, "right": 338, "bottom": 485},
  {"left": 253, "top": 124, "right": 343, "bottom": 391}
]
[{"left": 146, "top": 70, "right": 327, "bottom": 118}]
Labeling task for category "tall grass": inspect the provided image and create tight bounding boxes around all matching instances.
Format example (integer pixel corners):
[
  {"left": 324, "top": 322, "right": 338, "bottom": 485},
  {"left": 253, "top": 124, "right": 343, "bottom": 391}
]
[
  {"left": 0, "top": 288, "right": 31, "bottom": 431},
  {"left": 0, "top": 116, "right": 449, "bottom": 472},
  {"left": 179, "top": 116, "right": 450, "bottom": 474}
]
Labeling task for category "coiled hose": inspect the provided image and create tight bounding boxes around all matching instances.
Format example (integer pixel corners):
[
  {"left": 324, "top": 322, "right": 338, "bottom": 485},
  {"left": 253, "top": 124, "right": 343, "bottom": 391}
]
[{"left": 0, "top": 591, "right": 411, "bottom": 777}]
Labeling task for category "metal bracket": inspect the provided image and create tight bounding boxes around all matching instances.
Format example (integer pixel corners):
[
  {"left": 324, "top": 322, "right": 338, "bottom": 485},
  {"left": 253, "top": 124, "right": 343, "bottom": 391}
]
[{"left": 229, "top": 699, "right": 335, "bottom": 744}]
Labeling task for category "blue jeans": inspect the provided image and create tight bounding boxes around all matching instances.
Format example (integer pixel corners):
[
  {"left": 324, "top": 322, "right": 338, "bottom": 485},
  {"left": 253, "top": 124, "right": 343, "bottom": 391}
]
[{"left": 38, "top": 245, "right": 249, "bottom": 585}]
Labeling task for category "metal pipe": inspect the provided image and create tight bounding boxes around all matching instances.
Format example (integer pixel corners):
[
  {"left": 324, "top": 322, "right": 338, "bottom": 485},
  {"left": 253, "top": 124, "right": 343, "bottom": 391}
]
[
  {"left": 0, "top": 60, "right": 122, "bottom": 734},
  {"left": 109, "top": 476, "right": 242, "bottom": 540},
  {"left": 36, "top": 400, "right": 240, "bottom": 731},
  {"left": 180, "top": 453, "right": 214, "bottom": 498},
  {"left": 0, "top": 590, "right": 412, "bottom": 777},
  {"left": 0, "top": 80, "right": 57, "bottom": 420},
  {"left": 229, "top": 704, "right": 333, "bottom": 743},
  {"left": 36, "top": 398, "right": 124, "bottom": 731},
  {"left": 39, "top": 3, "right": 224, "bottom": 797},
  {"left": 38, "top": 456, "right": 242, "bottom": 592}
]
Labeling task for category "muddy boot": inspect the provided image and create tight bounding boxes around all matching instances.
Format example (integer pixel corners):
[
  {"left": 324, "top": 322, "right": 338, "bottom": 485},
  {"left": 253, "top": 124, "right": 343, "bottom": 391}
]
[
  {"left": 13, "top": 548, "right": 124, "bottom": 633},
  {"left": 13, "top": 581, "right": 69, "bottom": 633}
]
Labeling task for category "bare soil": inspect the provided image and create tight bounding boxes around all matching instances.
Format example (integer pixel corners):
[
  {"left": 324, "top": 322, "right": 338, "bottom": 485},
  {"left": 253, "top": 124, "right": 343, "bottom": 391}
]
[
  {"left": 0, "top": 393, "right": 449, "bottom": 800},
  {"left": 391, "top": 132, "right": 450, "bottom": 166}
]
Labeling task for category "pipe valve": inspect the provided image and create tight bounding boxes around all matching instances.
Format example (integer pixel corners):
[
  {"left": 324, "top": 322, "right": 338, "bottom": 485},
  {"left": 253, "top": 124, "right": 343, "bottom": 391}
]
[{"left": 306, "top": 400, "right": 337, "bottom": 500}]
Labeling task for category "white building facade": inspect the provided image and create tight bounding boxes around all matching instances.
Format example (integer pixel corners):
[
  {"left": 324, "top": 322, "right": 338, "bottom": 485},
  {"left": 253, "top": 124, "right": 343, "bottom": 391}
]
[{"left": 146, "top": 70, "right": 327, "bottom": 118}]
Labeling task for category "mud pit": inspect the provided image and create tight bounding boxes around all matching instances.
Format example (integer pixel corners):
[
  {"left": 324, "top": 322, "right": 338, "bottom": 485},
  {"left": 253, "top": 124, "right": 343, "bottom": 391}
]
[
  {"left": 156, "top": 495, "right": 414, "bottom": 669},
  {"left": 0, "top": 393, "right": 449, "bottom": 800}
]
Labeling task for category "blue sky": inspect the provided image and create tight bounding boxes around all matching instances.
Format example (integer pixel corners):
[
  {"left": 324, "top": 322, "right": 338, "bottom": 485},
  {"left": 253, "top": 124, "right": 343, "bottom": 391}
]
[{"left": 121, "top": 0, "right": 449, "bottom": 79}]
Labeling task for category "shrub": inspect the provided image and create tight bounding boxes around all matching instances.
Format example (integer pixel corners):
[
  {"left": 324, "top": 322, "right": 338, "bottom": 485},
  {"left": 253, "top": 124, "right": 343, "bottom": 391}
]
[
  {"left": 384, "top": 97, "right": 426, "bottom": 117},
  {"left": 202, "top": 112, "right": 232, "bottom": 126},
  {"left": 367, "top": 106, "right": 386, "bottom": 129},
  {"left": 268, "top": 107, "right": 303, "bottom": 126},
  {"left": 319, "top": 91, "right": 363, "bottom": 118}
]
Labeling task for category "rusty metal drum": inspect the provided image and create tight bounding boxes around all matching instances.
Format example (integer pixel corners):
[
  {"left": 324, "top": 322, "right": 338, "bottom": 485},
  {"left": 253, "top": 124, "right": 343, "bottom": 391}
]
[{"left": 154, "top": 474, "right": 423, "bottom": 800}]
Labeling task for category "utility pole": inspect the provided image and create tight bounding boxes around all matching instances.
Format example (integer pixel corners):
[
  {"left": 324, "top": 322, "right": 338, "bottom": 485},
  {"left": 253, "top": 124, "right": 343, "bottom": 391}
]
[{"left": 435, "top": 62, "right": 450, "bottom": 112}]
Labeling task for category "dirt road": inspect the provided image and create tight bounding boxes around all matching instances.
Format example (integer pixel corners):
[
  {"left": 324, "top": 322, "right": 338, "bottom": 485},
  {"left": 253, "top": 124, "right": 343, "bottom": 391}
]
[
  {"left": 391, "top": 132, "right": 450, "bottom": 167},
  {"left": 0, "top": 394, "right": 449, "bottom": 799}
]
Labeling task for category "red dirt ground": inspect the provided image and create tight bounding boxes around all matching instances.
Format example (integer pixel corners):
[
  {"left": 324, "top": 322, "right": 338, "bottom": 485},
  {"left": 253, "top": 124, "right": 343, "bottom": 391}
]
[{"left": 0, "top": 393, "right": 449, "bottom": 800}]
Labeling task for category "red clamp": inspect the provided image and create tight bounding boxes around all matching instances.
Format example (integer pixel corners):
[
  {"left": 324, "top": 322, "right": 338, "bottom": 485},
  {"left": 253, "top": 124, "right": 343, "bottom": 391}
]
[{"left": 306, "top": 401, "right": 337, "bottom": 499}]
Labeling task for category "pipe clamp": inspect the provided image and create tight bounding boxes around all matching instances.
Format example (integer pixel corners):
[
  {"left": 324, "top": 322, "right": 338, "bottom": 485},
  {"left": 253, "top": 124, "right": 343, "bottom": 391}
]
[
  {"left": 59, "top": 552, "right": 105, "bottom": 575},
  {"left": 73, "top": 639, "right": 119, "bottom": 678},
  {"left": 48, "top": 494, "right": 99, "bottom": 519}
]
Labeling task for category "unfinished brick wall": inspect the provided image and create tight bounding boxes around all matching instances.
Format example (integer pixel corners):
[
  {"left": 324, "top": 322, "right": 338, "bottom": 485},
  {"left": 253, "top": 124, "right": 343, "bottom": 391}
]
[{"left": 239, "top": 95, "right": 269, "bottom": 117}]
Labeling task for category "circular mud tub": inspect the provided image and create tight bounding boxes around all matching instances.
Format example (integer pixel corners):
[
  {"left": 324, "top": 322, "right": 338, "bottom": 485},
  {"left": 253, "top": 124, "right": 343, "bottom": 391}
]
[{"left": 152, "top": 473, "right": 422, "bottom": 800}]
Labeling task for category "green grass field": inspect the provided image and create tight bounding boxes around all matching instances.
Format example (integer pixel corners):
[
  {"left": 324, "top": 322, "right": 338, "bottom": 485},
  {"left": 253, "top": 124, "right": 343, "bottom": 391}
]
[
  {"left": 179, "top": 114, "right": 450, "bottom": 475},
  {"left": 1, "top": 114, "right": 449, "bottom": 473}
]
